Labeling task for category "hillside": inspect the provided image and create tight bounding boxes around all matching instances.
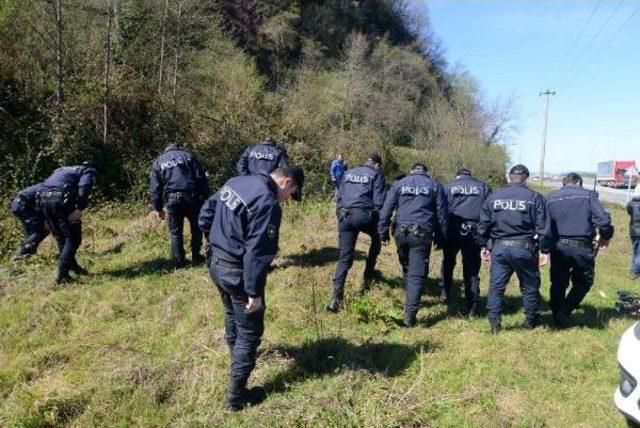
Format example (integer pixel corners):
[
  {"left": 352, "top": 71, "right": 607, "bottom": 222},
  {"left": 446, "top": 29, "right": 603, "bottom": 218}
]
[{"left": 0, "top": 200, "right": 635, "bottom": 426}]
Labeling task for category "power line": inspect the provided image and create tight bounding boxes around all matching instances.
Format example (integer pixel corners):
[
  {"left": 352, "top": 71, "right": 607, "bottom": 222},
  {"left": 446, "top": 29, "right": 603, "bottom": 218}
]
[
  {"left": 566, "top": 2, "right": 640, "bottom": 83},
  {"left": 547, "top": 0, "right": 603, "bottom": 85},
  {"left": 556, "top": 0, "right": 625, "bottom": 85}
]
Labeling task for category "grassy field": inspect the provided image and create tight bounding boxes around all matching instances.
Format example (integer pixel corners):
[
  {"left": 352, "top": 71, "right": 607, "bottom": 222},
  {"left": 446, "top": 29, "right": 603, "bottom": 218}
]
[{"left": 0, "top": 199, "right": 637, "bottom": 427}]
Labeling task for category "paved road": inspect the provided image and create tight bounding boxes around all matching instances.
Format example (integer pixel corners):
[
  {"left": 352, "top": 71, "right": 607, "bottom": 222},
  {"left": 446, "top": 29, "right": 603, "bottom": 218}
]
[{"left": 542, "top": 179, "right": 634, "bottom": 206}]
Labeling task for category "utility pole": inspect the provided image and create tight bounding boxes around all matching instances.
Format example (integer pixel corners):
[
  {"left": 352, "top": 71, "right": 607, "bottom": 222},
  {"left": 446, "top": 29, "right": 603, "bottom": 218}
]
[{"left": 539, "top": 90, "right": 556, "bottom": 188}]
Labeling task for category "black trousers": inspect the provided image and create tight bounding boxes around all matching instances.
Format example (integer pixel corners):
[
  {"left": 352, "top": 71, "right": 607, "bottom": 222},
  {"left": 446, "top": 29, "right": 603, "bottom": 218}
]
[
  {"left": 440, "top": 235, "right": 481, "bottom": 310},
  {"left": 11, "top": 198, "right": 49, "bottom": 255},
  {"left": 165, "top": 194, "right": 202, "bottom": 265},
  {"left": 395, "top": 230, "right": 431, "bottom": 319},
  {"left": 333, "top": 209, "right": 381, "bottom": 298},
  {"left": 209, "top": 261, "right": 265, "bottom": 398},
  {"left": 549, "top": 245, "right": 595, "bottom": 316},
  {"left": 38, "top": 196, "right": 82, "bottom": 278}
]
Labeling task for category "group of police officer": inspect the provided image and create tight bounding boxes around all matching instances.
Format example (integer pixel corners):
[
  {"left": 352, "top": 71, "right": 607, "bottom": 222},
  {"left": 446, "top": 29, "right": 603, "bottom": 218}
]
[{"left": 10, "top": 140, "right": 614, "bottom": 410}]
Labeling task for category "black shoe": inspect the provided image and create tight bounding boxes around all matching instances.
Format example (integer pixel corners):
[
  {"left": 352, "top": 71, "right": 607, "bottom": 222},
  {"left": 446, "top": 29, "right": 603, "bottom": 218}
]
[
  {"left": 224, "top": 386, "right": 267, "bottom": 411},
  {"left": 439, "top": 289, "right": 449, "bottom": 304},
  {"left": 465, "top": 307, "right": 476, "bottom": 319},
  {"left": 363, "top": 269, "right": 383, "bottom": 282},
  {"left": 630, "top": 272, "right": 640, "bottom": 280},
  {"left": 490, "top": 321, "right": 501, "bottom": 334},
  {"left": 72, "top": 264, "right": 89, "bottom": 275},
  {"left": 553, "top": 312, "right": 570, "bottom": 329},
  {"left": 524, "top": 316, "right": 541, "bottom": 330},
  {"left": 192, "top": 254, "right": 206, "bottom": 266},
  {"left": 326, "top": 299, "right": 342, "bottom": 313},
  {"left": 55, "top": 274, "right": 75, "bottom": 286},
  {"left": 402, "top": 315, "right": 416, "bottom": 328},
  {"left": 174, "top": 260, "right": 187, "bottom": 269}
]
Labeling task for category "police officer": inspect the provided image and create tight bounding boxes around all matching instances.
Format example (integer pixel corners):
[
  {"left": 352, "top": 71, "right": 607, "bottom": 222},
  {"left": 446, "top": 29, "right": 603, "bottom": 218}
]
[
  {"left": 236, "top": 137, "right": 289, "bottom": 176},
  {"left": 10, "top": 183, "right": 50, "bottom": 260},
  {"left": 476, "top": 164, "right": 551, "bottom": 333},
  {"left": 379, "top": 164, "right": 448, "bottom": 327},
  {"left": 628, "top": 185, "right": 640, "bottom": 280},
  {"left": 546, "top": 173, "right": 614, "bottom": 328},
  {"left": 327, "top": 153, "right": 386, "bottom": 313},
  {"left": 151, "top": 142, "right": 209, "bottom": 268},
  {"left": 37, "top": 161, "right": 98, "bottom": 284},
  {"left": 439, "top": 168, "right": 492, "bottom": 317},
  {"left": 198, "top": 165, "right": 304, "bottom": 411}
]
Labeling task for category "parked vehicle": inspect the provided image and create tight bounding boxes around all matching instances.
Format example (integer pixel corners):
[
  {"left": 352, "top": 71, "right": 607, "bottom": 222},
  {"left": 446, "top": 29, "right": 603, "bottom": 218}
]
[
  {"left": 597, "top": 160, "right": 638, "bottom": 188},
  {"left": 614, "top": 321, "right": 640, "bottom": 426}
]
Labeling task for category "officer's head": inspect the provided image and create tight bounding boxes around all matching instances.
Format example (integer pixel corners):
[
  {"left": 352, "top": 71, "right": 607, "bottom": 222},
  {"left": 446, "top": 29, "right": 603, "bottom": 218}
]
[
  {"left": 271, "top": 165, "right": 304, "bottom": 202},
  {"left": 82, "top": 159, "right": 100, "bottom": 172},
  {"left": 263, "top": 137, "right": 277, "bottom": 145},
  {"left": 165, "top": 142, "right": 181, "bottom": 151},
  {"left": 508, "top": 164, "right": 529, "bottom": 184},
  {"left": 367, "top": 153, "right": 382, "bottom": 169},
  {"left": 562, "top": 172, "right": 583, "bottom": 187},
  {"left": 456, "top": 168, "right": 471, "bottom": 179},
  {"left": 337, "top": 154, "right": 343, "bottom": 161},
  {"left": 411, "top": 163, "right": 428, "bottom": 174}
]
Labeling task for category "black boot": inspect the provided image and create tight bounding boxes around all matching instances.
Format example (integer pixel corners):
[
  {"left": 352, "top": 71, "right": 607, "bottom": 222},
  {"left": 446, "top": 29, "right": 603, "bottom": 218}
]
[
  {"left": 72, "top": 263, "right": 89, "bottom": 276},
  {"left": 225, "top": 385, "right": 267, "bottom": 411},
  {"left": 490, "top": 320, "right": 501, "bottom": 334},
  {"left": 524, "top": 315, "right": 541, "bottom": 330},
  {"left": 326, "top": 298, "right": 343, "bottom": 313},
  {"left": 439, "top": 288, "right": 449, "bottom": 304},
  {"left": 192, "top": 253, "right": 206, "bottom": 266},
  {"left": 466, "top": 305, "right": 477, "bottom": 319},
  {"left": 402, "top": 314, "right": 416, "bottom": 328},
  {"left": 552, "top": 310, "right": 570, "bottom": 329},
  {"left": 55, "top": 273, "right": 75, "bottom": 286},
  {"left": 11, "top": 245, "right": 35, "bottom": 261}
]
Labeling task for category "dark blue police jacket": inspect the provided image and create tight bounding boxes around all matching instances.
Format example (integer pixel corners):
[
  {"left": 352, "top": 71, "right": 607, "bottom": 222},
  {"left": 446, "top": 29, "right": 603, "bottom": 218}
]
[
  {"left": 337, "top": 164, "right": 386, "bottom": 211},
  {"left": 41, "top": 165, "right": 97, "bottom": 210},
  {"left": 150, "top": 148, "right": 209, "bottom": 211},
  {"left": 198, "top": 172, "right": 282, "bottom": 298},
  {"left": 546, "top": 185, "right": 613, "bottom": 240},
  {"left": 444, "top": 173, "right": 492, "bottom": 224},
  {"left": 379, "top": 171, "right": 448, "bottom": 239},
  {"left": 15, "top": 184, "right": 43, "bottom": 209},
  {"left": 477, "top": 182, "right": 552, "bottom": 252},
  {"left": 236, "top": 140, "right": 288, "bottom": 176}
]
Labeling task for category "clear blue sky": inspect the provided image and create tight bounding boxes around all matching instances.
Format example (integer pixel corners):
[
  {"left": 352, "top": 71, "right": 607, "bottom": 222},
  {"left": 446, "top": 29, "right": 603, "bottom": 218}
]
[{"left": 423, "top": 0, "right": 640, "bottom": 174}]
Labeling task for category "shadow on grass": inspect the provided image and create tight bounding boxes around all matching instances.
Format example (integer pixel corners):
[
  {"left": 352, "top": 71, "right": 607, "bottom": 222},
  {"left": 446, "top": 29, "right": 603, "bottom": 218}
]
[
  {"left": 263, "top": 337, "right": 436, "bottom": 394},
  {"left": 102, "top": 257, "right": 177, "bottom": 279},
  {"left": 276, "top": 246, "right": 366, "bottom": 269}
]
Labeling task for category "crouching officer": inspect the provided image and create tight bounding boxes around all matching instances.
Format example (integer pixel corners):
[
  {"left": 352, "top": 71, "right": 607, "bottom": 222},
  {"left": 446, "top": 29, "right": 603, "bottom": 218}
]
[
  {"left": 379, "top": 164, "right": 448, "bottom": 327},
  {"left": 236, "top": 137, "right": 289, "bottom": 176},
  {"left": 546, "top": 173, "right": 614, "bottom": 328},
  {"left": 11, "top": 183, "right": 49, "bottom": 260},
  {"left": 439, "top": 168, "right": 492, "bottom": 317},
  {"left": 198, "top": 165, "right": 304, "bottom": 411},
  {"left": 476, "top": 164, "right": 551, "bottom": 333},
  {"left": 327, "top": 153, "right": 386, "bottom": 313},
  {"left": 151, "top": 142, "right": 209, "bottom": 268},
  {"left": 37, "top": 161, "right": 97, "bottom": 285}
]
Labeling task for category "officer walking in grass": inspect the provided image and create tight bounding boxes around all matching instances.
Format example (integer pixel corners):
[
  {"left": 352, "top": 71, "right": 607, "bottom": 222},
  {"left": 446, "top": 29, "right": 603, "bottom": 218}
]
[
  {"left": 11, "top": 183, "right": 49, "bottom": 261},
  {"left": 236, "top": 137, "right": 289, "bottom": 176},
  {"left": 439, "top": 168, "right": 492, "bottom": 317},
  {"left": 476, "top": 164, "right": 551, "bottom": 333},
  {"left": 198, "top": 165, "right": 304, "bottom": 411},
  {"left": 327, "top": 153, "right": 386, "bottom": 313},
  {"left": 627, "top": 185, "right": 640, "bottom": 280},
  {"left": 151, "top": 142, "right": 209, "bottom": 268},
  {"left": 546, "top": 173, "right": 614, "bottom": 328},
  {"left": 378, "top": 163, "right": 448, "bottom": 327},
  {"left": 37, "top": 161, "right": 98, "bottom": 285}
]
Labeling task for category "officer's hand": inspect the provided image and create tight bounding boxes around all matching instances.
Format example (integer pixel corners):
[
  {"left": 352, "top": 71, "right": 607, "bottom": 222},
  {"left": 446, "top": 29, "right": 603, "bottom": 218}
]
[
  {"left": 245, "top": 297, "right": 263, "bottom": 313},
  {"left": 68, "top": 209, "right": 83, "bottom": 223},
  {"left": 155, "top": 210, "right": 165, "bottom": 220},
  {"left": 598, "top": 239, "right": 610, "bottom": 250},
  {"left": 539, "top": 253, "right": 549, "bottom": 267},
  {"left": 480, "top": 248, "right": 491, "bottom": 262}
]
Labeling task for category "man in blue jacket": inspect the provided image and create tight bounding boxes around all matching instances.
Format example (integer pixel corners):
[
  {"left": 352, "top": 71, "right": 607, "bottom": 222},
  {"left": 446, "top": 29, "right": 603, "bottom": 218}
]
[
  {"left": 379, "top": 164, "right": 448, "bottom": 326},
  {"left": 327, "top": 153, "right": 386, "bottom": 313},
  {"left": 546, "top": 173, "right": 614, "bottom": 327},
  {"left": 37, "top": 161, "right": 98, "bottom": 284},
  {"left": 11, "top": 183, "right": 49, "bottom": 260},
  {"left": 151, "top": 143, "right": 209, "bottom": 268},
  {"left": 330, "top": 154, "right": 348, "bottom": 190},
  {"left": 236, "top": 137, "right": 289, "bottom": 176},
  {"left": 199, "top": 164, "right": 304, "bottom": 411}
]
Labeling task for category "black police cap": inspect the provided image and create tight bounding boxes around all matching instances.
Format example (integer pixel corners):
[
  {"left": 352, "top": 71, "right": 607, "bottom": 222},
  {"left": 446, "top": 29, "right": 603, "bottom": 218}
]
[
  {"left": 368, "top": 153, "right": 382, "bottom": 165},
  {"left": 509, "top": 164, "right": 530, "bottom": 177},
  {"left": 457, "top": 168, "right": 472, "bottom": 176}
]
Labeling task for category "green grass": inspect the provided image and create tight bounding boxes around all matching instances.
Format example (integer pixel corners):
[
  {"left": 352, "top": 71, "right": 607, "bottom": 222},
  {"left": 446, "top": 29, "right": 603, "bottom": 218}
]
[{"left": 0, "top": 200, "right": 637, "bottom": 427}]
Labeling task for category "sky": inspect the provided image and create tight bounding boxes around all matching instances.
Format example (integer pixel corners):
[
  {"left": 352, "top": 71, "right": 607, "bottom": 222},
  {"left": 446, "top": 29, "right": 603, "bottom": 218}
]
[{"left": 423, "top": 0, "right": 640, "bottom": 174}]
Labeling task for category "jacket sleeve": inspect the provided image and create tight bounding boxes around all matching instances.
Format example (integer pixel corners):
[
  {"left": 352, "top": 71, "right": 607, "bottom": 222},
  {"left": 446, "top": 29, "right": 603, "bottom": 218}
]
[
  {"left": 535, "top": 193, "right": 553, "bottom": 253},
  {"left": 590, "top": 192, "right": 614, "bottom": 240},
  {"left": 242, "top": 201, "right": 282, "bottom": 297},
  {"left": 378, "top": 182, "right": 398, "bottom": 236},
  {"left": 476, "top": 198, "right": 492, "bottom": 247},
  {"left": 192, "top": 156, "right": 210, "bottom": 199},
  {"left": 236, "top": 148, "right": 250, "bottom": 176},
  {"left": 373, "top": 172, "right": 386, "bottom": 211},
  {"left": 77, "top": 167, "right": 97, "bottom": 210},
  {"left": 198, "top": 195, "right": 217, "bottom": 239},
  {"left": 627, "top": 201, "right": 633, "bottom": 215},
  {"left": 435, "top": 183, "right": 449, "bottom": 243},
  {"left": 150, "top": 163, "right": 164, "bottom": 211}
]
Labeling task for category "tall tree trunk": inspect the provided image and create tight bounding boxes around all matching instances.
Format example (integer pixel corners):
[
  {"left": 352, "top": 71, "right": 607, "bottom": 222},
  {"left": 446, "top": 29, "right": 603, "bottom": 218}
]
[
  {"left": 103, "top": 1, "right": 114, "bottom": 144},
  {"left": 158, "top": 0, "right": 169, "bottom": 94},
  {"left": 171, "top": 2, "right": 182, "bottom": 124},
  {"left": 55, "top": 0, "right": 63, "bottom": 111}
]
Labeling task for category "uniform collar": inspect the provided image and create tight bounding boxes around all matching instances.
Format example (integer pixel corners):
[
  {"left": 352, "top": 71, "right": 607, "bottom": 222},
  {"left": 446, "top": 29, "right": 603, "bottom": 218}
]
[
  {"left": 256, "top": 172, "right": 278, "bottom": 197},
  {"left": 458, "top": 173, "right": 473, "bottom": 179},
  {"left": 410, "top": 170, "right": 428, "bottom": 176},
  {"left": 262, "top": 140, "right": 276, "bottom": 146},
  {"left": 507, "top": 182, "right": 527, "bottom": 188},
  {"left": 363, "top": 162, "right": 379, "bottom": 172}
]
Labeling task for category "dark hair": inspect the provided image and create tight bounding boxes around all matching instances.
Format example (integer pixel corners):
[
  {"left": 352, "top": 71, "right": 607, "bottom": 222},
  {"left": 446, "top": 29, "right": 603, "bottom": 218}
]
[
  {"left": 562, "top": 172, "right": 583, "bottom": 187},
  {"left": 273, "top": 164, "right": 305, "bottom": 201},
  {"left": 411, "top": 163, "right": 428, "bottom": 172}
]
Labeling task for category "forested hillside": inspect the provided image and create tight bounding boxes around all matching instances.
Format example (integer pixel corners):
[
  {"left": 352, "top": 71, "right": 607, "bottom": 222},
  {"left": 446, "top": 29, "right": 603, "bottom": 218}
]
[{"left": 0, "top": 0, "right": 511, "bottom": 200}]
